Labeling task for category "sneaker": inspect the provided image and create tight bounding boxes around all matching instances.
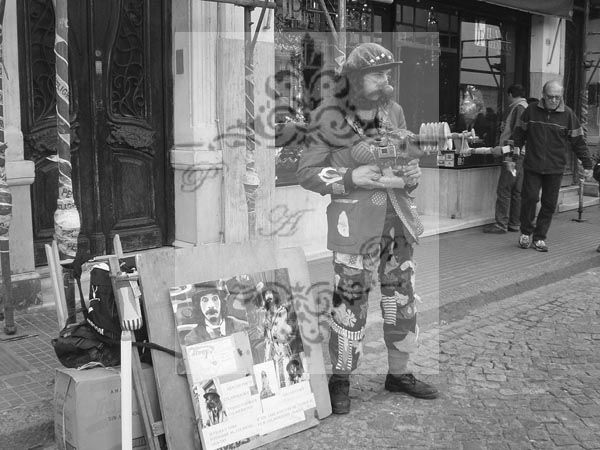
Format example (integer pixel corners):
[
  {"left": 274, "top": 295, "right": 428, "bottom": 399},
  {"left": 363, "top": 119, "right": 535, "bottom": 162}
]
[
  {"left": 384, "top": 373, "right": 439, "bottom": 399},
  {"left": 483, "top": 224, "right": 507, "bottom": 234},
  {"left": 328, "top": 374, "right": 350, "bottom": 414},
  {"left": 507, "top": 226, "right": 520, "bottom": 232},
  {"left": 533, "top": 240, "right": 548, "bottom": 252},
  {"left": 518, "top": 234, "right": 531, "bottom": 249}
]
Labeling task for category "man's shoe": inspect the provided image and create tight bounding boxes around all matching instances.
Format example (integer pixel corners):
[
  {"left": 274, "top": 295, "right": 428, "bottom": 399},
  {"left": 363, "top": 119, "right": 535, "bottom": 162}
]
[
  {"left": 483, "top": 224, "right": 507, "bottom": 234},
  {"left": 533, "top": 239, "right": 548, "bottom": 252},
  {"left": 507, "top": 226, "right": 520, "bottom": 232},
  {"left": 518, "top": 234, "right": 531, "bottom": 249},
  {"left": 384, "top": 373, "right": 439, "bottom": 399},
  {"left": 329, "top": 374, "right": 350, "bottom": 414}
]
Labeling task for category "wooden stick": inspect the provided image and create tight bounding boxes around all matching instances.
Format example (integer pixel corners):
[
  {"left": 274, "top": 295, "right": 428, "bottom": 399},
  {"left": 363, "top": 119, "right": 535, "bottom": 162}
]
[
  {"left": 121, "top": 331, "right": 134, "bottom": 450},
  {"left": 113, "top": 234, "right": 124, "bottom": 259},
  {"left": 109, "top": 250, "right": 161, "bottom": 450},
  {"left": 45, "top": 243, "right": 68, "bottom": 330}
]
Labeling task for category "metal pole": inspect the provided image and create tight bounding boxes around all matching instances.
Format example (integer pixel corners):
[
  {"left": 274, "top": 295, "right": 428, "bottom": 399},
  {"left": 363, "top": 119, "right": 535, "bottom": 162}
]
[
  {"left": 573, "top": 0, "right": 590, "bottom": 223},
  {"left": 337, "top": 0, "right": 347, "bottom": 70},
  {"left": 0, "top": 0, "right": 15, "bottom": 335},
  {"left": 53, "top": 0, "right": 79, "bottom": 322}
]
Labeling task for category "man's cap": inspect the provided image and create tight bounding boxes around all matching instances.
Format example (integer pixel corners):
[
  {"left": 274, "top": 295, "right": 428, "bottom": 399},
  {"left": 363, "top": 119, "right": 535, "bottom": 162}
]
[
  {"left": 192, "top": 282, "right": 224, "bottom": 299},
  {"left": 203, "top": 380, "right": 220, "bottom": 399},
  {"left": 341, "top": 43, "right": 400, "bottom": 75}
]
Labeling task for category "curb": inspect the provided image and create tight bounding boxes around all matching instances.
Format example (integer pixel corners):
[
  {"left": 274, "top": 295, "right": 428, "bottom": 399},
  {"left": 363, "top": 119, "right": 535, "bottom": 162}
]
[{"left": 419, "top": 253, "right": 600, "bottom": 329}]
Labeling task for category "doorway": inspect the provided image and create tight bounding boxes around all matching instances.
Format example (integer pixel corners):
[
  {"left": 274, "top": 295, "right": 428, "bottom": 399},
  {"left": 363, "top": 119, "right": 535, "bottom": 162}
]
[{"left": 18, "top": 0, "right": 173, "bottom": 265}]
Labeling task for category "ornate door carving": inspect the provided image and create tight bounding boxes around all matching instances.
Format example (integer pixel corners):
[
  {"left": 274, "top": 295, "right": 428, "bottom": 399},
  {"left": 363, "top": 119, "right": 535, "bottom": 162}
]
[{"left": 19, "top": 0, "right": 172, "bottom": 265}]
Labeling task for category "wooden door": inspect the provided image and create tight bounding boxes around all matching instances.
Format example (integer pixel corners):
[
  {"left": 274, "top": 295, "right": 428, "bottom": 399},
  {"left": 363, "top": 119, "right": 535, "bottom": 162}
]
[{"left": 18, "top": 0, "right": 173, "bottom": 265}]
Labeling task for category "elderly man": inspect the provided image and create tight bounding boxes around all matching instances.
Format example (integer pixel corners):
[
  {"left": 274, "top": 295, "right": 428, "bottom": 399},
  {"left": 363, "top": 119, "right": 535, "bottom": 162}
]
[{"left": 513, "top": 80, "right": 593, "bottom": 252}]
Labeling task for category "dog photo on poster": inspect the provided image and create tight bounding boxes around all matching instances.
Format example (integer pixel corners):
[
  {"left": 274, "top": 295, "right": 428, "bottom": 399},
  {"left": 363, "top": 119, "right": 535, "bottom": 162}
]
[{"left": 169, "top": 268, "right": 316, "bottom": 450}]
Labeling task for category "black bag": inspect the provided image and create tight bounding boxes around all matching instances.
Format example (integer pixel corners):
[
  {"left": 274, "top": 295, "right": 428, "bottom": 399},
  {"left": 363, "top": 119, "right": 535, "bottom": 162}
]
[
  {"left": 52, "top": 321, "right": 120, "bottom": 368},
  {"left": 51, "top": 261, "right": 179, "bottom": 368},
  {"left": 593, "top": 162, "right": 600, "bottom": 183},
  {"left": 51, "top": 268, "right": 122, "bottom": 368},
  {"left": 86, "top": 263, "right": 124, "bottom": 343}
]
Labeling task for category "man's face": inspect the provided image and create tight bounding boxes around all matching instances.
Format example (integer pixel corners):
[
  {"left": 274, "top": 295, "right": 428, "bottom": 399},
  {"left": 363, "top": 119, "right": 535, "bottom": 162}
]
[
  {"left": 288, "top": 363, "right": 300, "bottom": 380},
  {"left": 200, "top": 292, "right": 221, "bottom": 325},
  {"left": 543, "top": 85, "right": 563, "bottom": 109},
  {"left": 205, "top": 393, "right": 222, "bottom": 412},
  {"left": 362, "top": 70, "right": 391, "bottom": 100}
]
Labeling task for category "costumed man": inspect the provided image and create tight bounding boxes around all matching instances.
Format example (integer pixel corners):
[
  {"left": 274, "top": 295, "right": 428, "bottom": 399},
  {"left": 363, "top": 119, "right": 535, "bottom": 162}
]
[
  {"left": 297, "top": 42, "right": 438, "bottom": 414},
  {"left": 184, "top": 282, "right": 248, "bottom": 346},
  {"left": 202, "top": 380, "right": 227, "bottom": 426},
  {"left": 263, "top": 286, "right": 293, "bottom": 386}
]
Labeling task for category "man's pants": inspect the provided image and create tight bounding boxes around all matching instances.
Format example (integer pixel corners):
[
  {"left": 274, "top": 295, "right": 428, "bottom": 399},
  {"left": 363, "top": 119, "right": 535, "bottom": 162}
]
[
  {"left": 520, "top": 170, "right": 563, "bottom": 241},
  {"left": 329, "top": 213, "right": 418, "bottom": 375},
  {"left": 494, "top": 160, "right": 523, "bottom": 230}
]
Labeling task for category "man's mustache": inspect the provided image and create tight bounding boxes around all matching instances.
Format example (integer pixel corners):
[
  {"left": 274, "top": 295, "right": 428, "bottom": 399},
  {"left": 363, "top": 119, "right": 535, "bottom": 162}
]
[{"left": 204, "top": 308, "right": 219, "bottom": 316}]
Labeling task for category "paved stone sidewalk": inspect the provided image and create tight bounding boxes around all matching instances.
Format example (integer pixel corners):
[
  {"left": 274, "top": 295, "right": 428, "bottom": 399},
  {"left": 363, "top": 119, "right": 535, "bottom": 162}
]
[{"left": 265, "top": 269, "right": 600, "bottom": 449}]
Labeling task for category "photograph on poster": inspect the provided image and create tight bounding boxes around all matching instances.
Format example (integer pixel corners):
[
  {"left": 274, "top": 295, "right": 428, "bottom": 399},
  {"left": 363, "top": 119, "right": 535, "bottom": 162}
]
[{"left": 169, "top": 268, "right": 317, "bottom": 450}]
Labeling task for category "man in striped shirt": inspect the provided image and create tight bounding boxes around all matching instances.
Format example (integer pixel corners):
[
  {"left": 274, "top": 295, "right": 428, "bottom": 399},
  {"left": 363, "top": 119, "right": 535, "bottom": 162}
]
[{"left": 513, "top": 80, "right": 593, "bottom": 252}]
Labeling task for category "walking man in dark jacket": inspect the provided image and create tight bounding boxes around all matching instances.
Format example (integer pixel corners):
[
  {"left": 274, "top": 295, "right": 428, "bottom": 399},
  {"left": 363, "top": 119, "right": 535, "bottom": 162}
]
[{"left": 513, "top": 80, "right": 593, "bottom": 252}]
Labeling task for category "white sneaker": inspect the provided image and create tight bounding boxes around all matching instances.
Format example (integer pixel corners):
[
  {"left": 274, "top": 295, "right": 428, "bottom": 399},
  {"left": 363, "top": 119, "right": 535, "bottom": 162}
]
[{"left": 518, "top": 234, "right": 531, "bottom": 249}]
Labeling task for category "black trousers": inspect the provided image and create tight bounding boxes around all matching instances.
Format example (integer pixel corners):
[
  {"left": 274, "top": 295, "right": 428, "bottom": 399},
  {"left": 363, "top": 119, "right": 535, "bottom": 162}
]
[{"left": 519, "top": 170, "right": 563, "bottom": 241}]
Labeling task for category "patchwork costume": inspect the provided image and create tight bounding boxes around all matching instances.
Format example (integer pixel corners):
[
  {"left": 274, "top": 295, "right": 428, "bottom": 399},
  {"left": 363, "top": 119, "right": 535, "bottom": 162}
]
[{"left": 297, "top": 45, "right": 429, "bottom": 387}]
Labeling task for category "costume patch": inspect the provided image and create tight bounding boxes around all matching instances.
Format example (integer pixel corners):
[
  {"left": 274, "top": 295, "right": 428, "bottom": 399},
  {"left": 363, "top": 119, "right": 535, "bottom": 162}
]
[
  {"left": 318, "top": 167, "right": 343, "bottom": 185},
  {"left": 392, "top": 325, "right": 419, "bottom": 354},
  {"left": 371, "top": 191, "right": 387, "bottom": 206},
  {"left": 337, "top": 211, "right": 350, "bottom": 237}
]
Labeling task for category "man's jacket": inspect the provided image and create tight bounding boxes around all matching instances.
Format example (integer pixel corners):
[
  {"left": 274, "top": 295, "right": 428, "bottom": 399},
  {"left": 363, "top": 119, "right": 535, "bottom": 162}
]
[
  {"left": 499, "top": 98, "right": 528, "bottom": 147},
  {"left": 513, "top": 100, "right": 592, "bottom": 174},
  {"left": 297, "top": 97, "right": 420, "bottom": 255}
]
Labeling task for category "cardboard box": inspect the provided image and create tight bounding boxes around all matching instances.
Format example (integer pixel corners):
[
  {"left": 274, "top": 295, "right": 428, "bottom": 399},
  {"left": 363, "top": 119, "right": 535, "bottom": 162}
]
[{"left": 54, "top": 364, "right": 160, "bottom": 450}]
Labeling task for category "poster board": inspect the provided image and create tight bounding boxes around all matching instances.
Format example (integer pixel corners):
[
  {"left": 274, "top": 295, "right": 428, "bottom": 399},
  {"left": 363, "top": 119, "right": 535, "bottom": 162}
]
[{"left": 136, "top": 244, "right": 331, "bottom": 450}]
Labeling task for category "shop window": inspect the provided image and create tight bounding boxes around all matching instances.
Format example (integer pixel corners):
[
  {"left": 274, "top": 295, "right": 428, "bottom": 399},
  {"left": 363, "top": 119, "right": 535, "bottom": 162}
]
[
  {"left": 414, "top": 8, "right": 427, "bottom": 28},
  {"left": 437, "top": 12, "right": 449, "bottom": 32},
  {"left": 458, "top": 19, "right": 517, "bottom": 148}
]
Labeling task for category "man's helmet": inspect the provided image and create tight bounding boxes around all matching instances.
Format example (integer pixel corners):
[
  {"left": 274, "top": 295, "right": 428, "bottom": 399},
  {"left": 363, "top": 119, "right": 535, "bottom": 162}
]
[{"left": 341, "top": 42, "right": 400, "bottom": 75}]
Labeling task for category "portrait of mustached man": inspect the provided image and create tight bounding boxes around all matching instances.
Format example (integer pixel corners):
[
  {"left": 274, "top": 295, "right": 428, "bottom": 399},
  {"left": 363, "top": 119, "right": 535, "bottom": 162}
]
[
  {"left": 297, "top": 42, "right": 438, "bottom": 414},
  {"left": 184, "top": 282, "right": 248, "bottom": 346}
]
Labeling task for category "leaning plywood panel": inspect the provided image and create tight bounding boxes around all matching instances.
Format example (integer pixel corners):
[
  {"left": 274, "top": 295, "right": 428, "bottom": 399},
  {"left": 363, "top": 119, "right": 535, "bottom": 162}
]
[{"left": 136, "top": 243, "right": 331, "bottom": 450}]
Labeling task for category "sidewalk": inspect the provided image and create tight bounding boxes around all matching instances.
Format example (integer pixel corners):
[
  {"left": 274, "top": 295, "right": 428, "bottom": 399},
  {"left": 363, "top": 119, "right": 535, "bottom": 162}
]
[
  {"left": 1, "top": 206, "right": 599, "bottom": 449},
  {"left": 268, "top": 268, "right": 600, "bottom": 449}
]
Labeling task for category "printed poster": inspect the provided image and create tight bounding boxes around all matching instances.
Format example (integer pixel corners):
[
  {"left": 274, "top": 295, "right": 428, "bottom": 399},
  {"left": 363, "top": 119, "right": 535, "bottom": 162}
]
[{"left": 170, "top": 268, "right": 316, "bottom": 450}]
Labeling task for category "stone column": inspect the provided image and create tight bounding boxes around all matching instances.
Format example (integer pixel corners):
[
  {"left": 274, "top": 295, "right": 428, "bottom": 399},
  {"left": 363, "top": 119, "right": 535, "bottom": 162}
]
[
  {"left": 171, "top": 0, "right": 233, "bottom": 246},
  {"left": 529, "top": 15, "right": 565, "bottom": 97},
  {"left": 4, "top": 0, "right": 40, "bottom": 308}
]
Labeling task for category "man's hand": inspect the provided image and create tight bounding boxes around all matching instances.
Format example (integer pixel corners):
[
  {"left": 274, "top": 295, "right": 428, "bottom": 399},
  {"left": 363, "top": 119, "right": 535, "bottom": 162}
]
[
  {"left": 395, "top": 159, "right": 421, "bottom": 186},
  {"left": 583, "top": 168, "right": 593, "bottom": 180},
  {"left": 351, "top": 164, "right": 385, "bottom": 189}
]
